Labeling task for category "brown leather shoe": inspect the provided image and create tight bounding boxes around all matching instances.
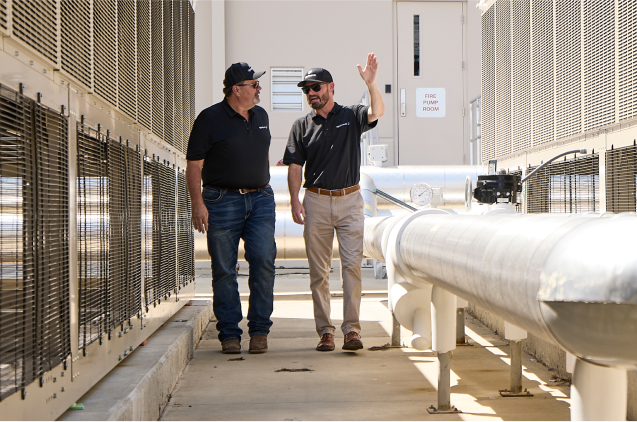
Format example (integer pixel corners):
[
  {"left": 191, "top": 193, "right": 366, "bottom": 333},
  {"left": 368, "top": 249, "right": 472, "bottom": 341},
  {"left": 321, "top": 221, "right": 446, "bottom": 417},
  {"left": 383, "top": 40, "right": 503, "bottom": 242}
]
[
  {"left": 316, "top": 333, "right": 335, "bottom": 351},
  {"left": 343, "top": 331, "right": 363, "bottom": 350},
  {"left": 249, "top": 335, "right": 268, "bottom": 354},
  {"left": 221, "top": 338, "right": 241, "bottom": 354}
]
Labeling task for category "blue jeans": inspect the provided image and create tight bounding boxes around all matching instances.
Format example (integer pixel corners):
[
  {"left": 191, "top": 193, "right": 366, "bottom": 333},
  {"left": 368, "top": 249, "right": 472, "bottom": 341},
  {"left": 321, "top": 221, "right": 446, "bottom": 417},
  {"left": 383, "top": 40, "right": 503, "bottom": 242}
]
[{"left": 203, "top": 186, "right": 276, "bottom": 342}]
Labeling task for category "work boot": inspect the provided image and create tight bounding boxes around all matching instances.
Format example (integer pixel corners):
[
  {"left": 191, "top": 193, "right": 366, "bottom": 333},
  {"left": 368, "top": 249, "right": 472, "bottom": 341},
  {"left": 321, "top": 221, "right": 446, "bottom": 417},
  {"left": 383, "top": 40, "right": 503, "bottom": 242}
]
[
  {"left": 316, "top": 333, "right": 335, "bottom": 351},
  {"left": 343, "top": 331, "right": 363, "bottom": 350},
  {"left": 221, "top": 338, "right": 241, "bottom": 354},
  {"left": 249, "top": 335, "right": 268, "bottom": 354}
]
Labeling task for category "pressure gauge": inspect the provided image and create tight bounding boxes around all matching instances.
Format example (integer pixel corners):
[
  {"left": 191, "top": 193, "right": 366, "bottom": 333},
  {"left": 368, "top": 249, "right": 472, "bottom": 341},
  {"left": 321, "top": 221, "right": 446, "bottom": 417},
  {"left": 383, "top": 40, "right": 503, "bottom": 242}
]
[{"left": 410, "top": 182, "right": 434, "bottom": 207}]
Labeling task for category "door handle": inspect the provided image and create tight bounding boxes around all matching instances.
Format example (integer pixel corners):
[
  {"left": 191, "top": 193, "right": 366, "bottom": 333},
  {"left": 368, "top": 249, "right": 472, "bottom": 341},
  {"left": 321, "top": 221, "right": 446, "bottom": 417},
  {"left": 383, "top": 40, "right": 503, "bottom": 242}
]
[{"left": 400, "top": 88, "right": 406, "bottom": 117}]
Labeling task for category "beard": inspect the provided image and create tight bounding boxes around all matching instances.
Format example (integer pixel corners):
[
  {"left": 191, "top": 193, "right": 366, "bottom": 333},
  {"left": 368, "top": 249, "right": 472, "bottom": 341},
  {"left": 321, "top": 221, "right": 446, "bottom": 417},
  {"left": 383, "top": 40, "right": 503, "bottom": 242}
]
[
  {"left": 253, "top": 95, "right": 260, "bottom": 105},
  {"left": 308, "top": 89, "right": 329, "bottom": 110}
]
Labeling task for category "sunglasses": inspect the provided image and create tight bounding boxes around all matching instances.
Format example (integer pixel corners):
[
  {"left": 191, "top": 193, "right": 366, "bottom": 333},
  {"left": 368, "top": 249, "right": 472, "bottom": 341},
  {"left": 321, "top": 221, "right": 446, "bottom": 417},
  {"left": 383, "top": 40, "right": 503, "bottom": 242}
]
[
  {"left": 301, "top": 83, "right": 327, "bottom": 94},
  {"left": 237, "top": 81, "right": 260, "bottom": 89}
]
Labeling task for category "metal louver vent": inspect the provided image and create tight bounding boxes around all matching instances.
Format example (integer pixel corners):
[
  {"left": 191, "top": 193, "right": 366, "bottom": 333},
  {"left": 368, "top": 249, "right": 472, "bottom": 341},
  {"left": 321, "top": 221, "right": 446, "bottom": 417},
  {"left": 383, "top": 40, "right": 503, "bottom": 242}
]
[
  {"left": 61, "top": 0, "right": 91, "bottom": 87},
  {"left": 555, "top": 0, "right": 581, "bottom": 140},
  {"left": 188, "top": 4, "right": 195, "bottom": 140},
  {"left": 481, "top": 6, "right": 495, "bottom": 163},
  {"left": 143, "top": 157, "right": 156, "bottom": 307},
  {"left": 137, "top": 0, "right": 151, "bottom": 131},
  {"left": 618, "top": 0, "right": 637, "bottom": 121},
  {"left": 94, "top": 0, "right": 117, "bottom": 106},
  {"left": 511, "top": 0, "right": 530, "bottom": 153},
  {"left": 1, "top": 84, "right": 70, "bottom": 400},
  {"left": 584, "top": 1, "right": 615, "bottom": 131},
  {"left": 526, "top": 154, "right": 599, "bottom": 214},
  {"left": 11, "top": 0, "right": 58, "bottom": 64},
  {"left": 177, "top": 171, "right": 194, "bottom": 288},
  {"left": 0, "top": 0, "right": 8, "bottom": 32},
  {"left": 494, "top": 0, "right": 511, "bottom": 157},
  {"left": 531, "top": 0, "right": 554, "bottom": 146},
  {"left": 181, "top": 0, "right": 190, "bottom": 154},
  {"left": 151, "top": 1, "right": 164, "bottom": 139},
  {"left": 158, "top": 162, "right": 176, "bottom": 301},
  {"left": 125, "top": 145, "right": 142, "bottom": 321},
  {"left": 163, "top": 1, "right": 174, "bottom": 148},
  {"left": 606, "top": 143, "right": 637, "bottom": 213},
  {"left": 172, "top": 0, "right": 183, "bottom": 154},
  {"left": 118, "top": 0, "right": 137, "bottom": 122}
]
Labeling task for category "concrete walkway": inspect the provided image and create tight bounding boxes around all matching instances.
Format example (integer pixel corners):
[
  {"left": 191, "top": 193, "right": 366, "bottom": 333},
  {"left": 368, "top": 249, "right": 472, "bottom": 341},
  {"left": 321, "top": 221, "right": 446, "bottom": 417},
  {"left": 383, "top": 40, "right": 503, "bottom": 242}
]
[{"left": 161, "top": 275, "right": 571, "bottom": 421}]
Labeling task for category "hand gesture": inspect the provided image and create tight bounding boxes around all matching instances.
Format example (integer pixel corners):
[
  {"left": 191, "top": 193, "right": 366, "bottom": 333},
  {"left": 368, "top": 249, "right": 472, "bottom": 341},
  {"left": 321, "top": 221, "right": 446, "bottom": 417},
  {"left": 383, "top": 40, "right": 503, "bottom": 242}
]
[{"left": 357, "top": 53, "right": 379, "bottom": 85}]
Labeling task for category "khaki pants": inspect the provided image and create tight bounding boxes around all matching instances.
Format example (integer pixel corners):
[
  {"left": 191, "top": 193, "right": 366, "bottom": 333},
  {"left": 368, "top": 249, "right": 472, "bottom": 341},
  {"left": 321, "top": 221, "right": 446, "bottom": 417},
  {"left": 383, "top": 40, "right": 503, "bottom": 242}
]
[{"left": 303, "top": 189, "right": 364, "bottom": 336}]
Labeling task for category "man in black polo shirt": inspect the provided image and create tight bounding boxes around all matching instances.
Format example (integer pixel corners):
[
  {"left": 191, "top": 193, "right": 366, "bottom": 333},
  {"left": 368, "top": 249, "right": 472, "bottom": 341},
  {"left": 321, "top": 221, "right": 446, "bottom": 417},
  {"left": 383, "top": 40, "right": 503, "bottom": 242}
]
[
  {"left": 283, "top": 53, "right": 385, "bottom": 352},
  {"left": 186, "top": 62, "right": 276, "bottom": 355}
]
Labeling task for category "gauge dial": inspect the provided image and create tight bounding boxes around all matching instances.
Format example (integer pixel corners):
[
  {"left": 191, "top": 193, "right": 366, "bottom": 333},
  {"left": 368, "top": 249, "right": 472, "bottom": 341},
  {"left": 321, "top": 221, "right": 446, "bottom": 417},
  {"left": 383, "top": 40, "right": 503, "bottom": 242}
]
[{"left": 410, "top": 182, "right": 433, "bottom": 207}]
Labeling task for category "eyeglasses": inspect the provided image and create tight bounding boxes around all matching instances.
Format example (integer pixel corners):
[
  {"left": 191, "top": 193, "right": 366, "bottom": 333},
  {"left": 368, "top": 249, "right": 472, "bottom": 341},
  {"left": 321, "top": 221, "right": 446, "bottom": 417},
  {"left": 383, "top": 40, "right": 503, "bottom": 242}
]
[
  {"left": 236, "top": 81, "right": 260, "bottom": 89},
  {"left": 301, "top": 83, "right": 327, "bottom": 94}
]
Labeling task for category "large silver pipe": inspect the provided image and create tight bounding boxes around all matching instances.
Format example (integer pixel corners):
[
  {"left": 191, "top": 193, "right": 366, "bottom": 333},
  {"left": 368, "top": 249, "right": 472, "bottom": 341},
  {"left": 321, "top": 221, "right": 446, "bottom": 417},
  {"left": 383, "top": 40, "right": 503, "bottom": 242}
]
[{"left": 364, "top": 212, "right": 637, "bottom": 369}]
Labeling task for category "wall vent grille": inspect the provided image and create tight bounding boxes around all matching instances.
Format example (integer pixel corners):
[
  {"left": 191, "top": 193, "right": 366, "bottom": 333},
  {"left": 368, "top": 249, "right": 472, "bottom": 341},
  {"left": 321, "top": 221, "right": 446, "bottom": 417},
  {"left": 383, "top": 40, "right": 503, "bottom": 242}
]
[
  {"left": 584, "top": 1, "right": 615, "bottom": 131},
  {"left": 11, "top": 0, "right": 58, "bottom": 64},
  {"left": 93, "top": 0, "right": 117, "bottom": 106},
  {"left": 618, "top": 0, "right": 637, "bottom": 121},
  {"left": 151, "top": 0, "right": 164, "bottom": 140},
  {"left": 531, "top": 0, "right": 554, "bottom": 146},
  {"left": 481, "top": 6, "right": 495, "bottom": 163},
  {"left": 555, "top": 0, "right": 581, "bottom": 140},
  {"left": 117, "top": 0, "right": 137, "bottom": 122},
  {"left": 143, "top": 157, "right": 158, "bottom": 307},
  {"left": 157, "top": 162, "right": 176, "bottom": 301},
  {"left": 177, "top": 171, "right": 194, "bottom": 288},
  {"left": 61, "top": 0, "right": 91, "bottom": 88},
  {"left": 137, "top": 0, "right": 151, "bottom": 131},
  {"left": 172, "top": 0, "right": 183, "bottom": 153},
  {"left": 511, "top": 0, "right": 531, "bottom": 153},
  {"left": 494, "top": 0, "right": 511, "bottom": 157},
  {"left": 162, "top": 1, "right": 174, "bottom": 148},
  {"left": 188, "top": 4, "right": 195, "bottom": 137},
  {"left": 526, "top": 154, "right": 599, "bottom": 214},
  {"left": 1, "top": 0, "right": 8, "bottom": 33},
  {"left": 606, "top": 143, "right": 637, "bottom": 213}
]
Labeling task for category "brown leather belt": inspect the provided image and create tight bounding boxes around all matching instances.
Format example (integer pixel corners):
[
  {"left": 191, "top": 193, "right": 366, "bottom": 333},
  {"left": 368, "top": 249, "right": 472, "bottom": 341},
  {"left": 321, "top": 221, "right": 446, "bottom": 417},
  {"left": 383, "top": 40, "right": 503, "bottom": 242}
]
[
  {"left": 306, "top": 185, "right": 360, "bottom": 197},
  {"left": 207, "top": 184, "right": 270, "bottom": 194}
]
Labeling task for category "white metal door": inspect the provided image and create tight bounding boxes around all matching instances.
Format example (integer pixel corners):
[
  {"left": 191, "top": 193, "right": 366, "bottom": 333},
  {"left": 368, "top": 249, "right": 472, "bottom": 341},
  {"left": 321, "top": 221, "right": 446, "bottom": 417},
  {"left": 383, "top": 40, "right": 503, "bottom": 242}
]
[{"left": 397, "top": 1, "right": 465, "bottom": 165}]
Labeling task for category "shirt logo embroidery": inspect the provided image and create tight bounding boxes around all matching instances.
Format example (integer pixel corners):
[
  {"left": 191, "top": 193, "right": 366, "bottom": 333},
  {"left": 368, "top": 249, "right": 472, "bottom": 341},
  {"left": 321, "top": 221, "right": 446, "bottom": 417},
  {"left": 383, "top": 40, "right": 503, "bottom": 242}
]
[
  {"left": 259, "top": 126, "right": 268, "bottom": 129},
  {"left": 336, "top": 122, "right": 350, "bottom": 128}
]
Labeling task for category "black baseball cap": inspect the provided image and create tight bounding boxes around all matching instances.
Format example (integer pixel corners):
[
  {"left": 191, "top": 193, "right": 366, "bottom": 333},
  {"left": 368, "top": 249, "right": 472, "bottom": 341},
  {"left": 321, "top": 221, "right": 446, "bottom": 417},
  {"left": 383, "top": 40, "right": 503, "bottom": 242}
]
[
  {"left": 223, "top": 62, "right": 265, "bottom": 87},
  {"left": 297, "top": 68, "right": 333, "bottom": 87}
]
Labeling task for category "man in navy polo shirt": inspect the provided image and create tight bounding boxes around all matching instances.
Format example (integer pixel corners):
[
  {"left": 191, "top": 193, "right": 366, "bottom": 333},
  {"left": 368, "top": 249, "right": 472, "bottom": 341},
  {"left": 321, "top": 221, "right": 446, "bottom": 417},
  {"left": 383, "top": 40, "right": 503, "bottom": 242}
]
[
  {"left": 186, "top": 62, "right": 276, "bottom": 355},
  {"left": 283, "top": 53, "right": 385, "bottom": 352}
]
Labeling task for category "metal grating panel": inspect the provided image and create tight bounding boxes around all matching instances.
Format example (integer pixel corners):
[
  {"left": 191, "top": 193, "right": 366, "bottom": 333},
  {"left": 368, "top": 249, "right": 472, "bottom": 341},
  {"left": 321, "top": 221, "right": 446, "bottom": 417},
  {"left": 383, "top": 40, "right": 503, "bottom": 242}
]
[
  {"left": 181, "top": 0, "right": 190, "bottom": 155},
  {"left": 33, "top": 103, "right": 71, "bottom": 379},
  {"left": 163, "top": 0, "right": 174, "bottom": 147},
  {"left": 176, "top": 171, "right": 193, "bottom": 288},
  {"left": 151, "top": 0, "right": 164, "bottom": 140},
  {"left": 142, "top": 157, "right": 156, "bottom": 307},
  {"left": 157, "top": 162, "right": 176, "bottom": 301},
  {"left": 125, "top": 144, "right": 142, "bottom": 320},
  {"left": 481, "top": 6, "right": 495, "bottom": 162},
  {"left": 0, "top": 85, "right": 36, "bottom": 400},
  {"left": 137, "top": 0, "right": 152, "bottom": 131},
  {"left": 511, "top": 0, "right": 531, "bottom": 153},
  {"left": 584, "top": 1, "right": 615, "bottom": 132},
  {"left": 494, "top": 0, "right": 511, "bottom": 157},
  {"left": 117, "top": 0, "right": 137, "bottom": 121},
  {"left": 526, "top": 154, "right": 599, "bottom": 214},
  {"left": 172, "top": 0, "right": 183, "bottom": 154},
  {"left": 61, "top": 0, "right": 91, "bottom": 88},
  {"left": 531, "top": 0, "right": 554, "bottom": 146},
  {"left": 1, "top": 0, "right": 8, "bottom": 33},
  {"left": 618, "top": 0, "right": 637, "bottom": 121},
  {"left": 555, "top": 0, "right": 581, "bottom": 140},
  {"left": 188, "top": 4, "right": 195, "bottom": 139},
  {"left": 94, "top": 0, "right": 118, "bottom": 106},
  {"left": 77, "top": 125, "right": 109, "bottom": 348},
  {"left": 11, "top": 0, "right": 58, "bottom": 64},
  {"left": 606, "top": 143, "right": 637, "bottom": 213}
]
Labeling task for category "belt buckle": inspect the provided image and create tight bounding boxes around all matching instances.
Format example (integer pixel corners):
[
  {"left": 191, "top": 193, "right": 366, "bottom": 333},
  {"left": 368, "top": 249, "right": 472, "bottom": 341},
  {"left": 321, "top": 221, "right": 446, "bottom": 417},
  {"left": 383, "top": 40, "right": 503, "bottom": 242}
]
[{"left": 239, "top": 188, "right": 247, "bottom": 194}]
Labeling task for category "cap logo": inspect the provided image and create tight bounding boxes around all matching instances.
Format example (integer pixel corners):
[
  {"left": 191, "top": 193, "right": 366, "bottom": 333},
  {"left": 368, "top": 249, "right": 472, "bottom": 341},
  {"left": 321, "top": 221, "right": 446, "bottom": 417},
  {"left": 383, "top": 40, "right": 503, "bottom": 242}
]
[
  {"left": 306, "top": 74, "right": 317, "bottom": 79},
  {"left": 248, "top": 67, "right": 254, "bottom": 72}
]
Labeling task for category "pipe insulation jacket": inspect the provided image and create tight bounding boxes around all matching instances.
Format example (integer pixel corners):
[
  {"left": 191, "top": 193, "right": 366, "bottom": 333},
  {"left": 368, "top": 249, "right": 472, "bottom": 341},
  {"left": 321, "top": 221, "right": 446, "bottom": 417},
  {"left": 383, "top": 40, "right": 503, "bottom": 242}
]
[{"left": 363, "top": 212, "right": 637, "bottom": 369}]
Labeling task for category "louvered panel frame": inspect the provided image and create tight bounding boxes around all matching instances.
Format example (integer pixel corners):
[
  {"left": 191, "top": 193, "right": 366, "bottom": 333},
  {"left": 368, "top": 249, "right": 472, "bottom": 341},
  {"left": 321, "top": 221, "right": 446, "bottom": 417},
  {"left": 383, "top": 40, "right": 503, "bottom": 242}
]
[
  {"left": 618, "top": 0, "right": 637, "bottom": 121},
  {"left": 61, "top": 0, "right": 91, "bottom": 88},
  {"left": 172, "top": 0, "right": 183, "bottom": 154},
  {"left": 531, "top": 0, "right": 554, "bottom": 146},
  {"left": 77, "top": 125, "right": 109, "bottom": 349},
  {"left": 137, "top": 0, "right": 151, "bottom": 131},
  {"left": 163, "top": 1, "right": 174, "bottom": 147},
  {"left": 181, "top": 0, "right": 190, "bottom": 154},
  {"left": 555, "top": 0, "right": 581, "bottom": 140},
  {"left": 1, "top": 0, "right": 9, "bottom": 34},
  {"left": 142, "top": 157, "right": 157, "bottom": 307},
  {"left": 176, "top": 171, "right": 193, "bottom": 288},
  {"left": 584, "top": 1, "right": 615, "bottom": 132},
  {"left": 151, "top": 1, "right": 164, "bottom": 139},
  {"left": 188, "top": 4, "right": 195, "bottom": 139},
  {"left": 0, "top": 85, "right": 36, "bottom": 401},
  {"left": 511, "top": 0, "right": 531, "bottom": 153},
  {"left": 481, "top": 6, "right": 495, "bottom": 162},
  {"left": 94, "top": 0, "right": 117, "bottom": 106},
  {"left": 157, "top": 162, "right": 176, "bottom": 301},
  {"left": 11, "top": 0, "right": 58, "bottom": 64},
  {"left": 117, "top": 0, "right": 137, "bottom": 122},
  {"left": 606, "top": 143, "right": 637, "bottom": 213},
  {"left": 125, "top": 146, "right": 142, "bottom": 319},
  {"left": 494, "top": 0, "right": 511, "bottom": 157}
]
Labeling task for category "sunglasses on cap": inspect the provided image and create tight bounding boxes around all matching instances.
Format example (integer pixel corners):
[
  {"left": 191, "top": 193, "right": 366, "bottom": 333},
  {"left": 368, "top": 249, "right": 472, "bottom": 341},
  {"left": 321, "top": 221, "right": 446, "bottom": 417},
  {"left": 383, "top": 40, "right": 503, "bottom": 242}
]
[
  {"left": 301, "top": 83, "right": 328, "bottom": 94},
  {"left": 237, "top": 81, "right": 260, "bottom": 89}
]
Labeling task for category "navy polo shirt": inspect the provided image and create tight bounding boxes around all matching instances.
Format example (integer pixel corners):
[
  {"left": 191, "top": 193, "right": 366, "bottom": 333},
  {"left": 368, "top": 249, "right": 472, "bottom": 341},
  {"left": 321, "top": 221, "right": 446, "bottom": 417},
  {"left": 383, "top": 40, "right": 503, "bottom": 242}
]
[
  {"left": 282, "top": 103, "right": 377, "bottom": 190},
  {"left": 186, "top": 99, "right": 271, "bottom": 189}
]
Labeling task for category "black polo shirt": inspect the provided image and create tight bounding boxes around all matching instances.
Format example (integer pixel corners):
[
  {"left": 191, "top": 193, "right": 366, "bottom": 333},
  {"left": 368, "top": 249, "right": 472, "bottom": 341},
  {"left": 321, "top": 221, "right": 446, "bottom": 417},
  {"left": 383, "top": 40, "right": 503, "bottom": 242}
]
[
  {"left": 282, "top": 103, "right": 377, "bottom": 190},
  {"left": 186, "top": 99, "right": 271, "bottom": 189}
]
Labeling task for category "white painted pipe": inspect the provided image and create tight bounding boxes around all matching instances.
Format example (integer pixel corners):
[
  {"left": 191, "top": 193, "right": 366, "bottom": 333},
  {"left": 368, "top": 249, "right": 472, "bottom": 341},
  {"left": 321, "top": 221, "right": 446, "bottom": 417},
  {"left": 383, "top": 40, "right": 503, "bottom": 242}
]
[
  {"left": 431, "top": 286, "right": 456, "bottom": 353},
  {"left": 571, "top": 359, "right": 627, "bottom": 421}
]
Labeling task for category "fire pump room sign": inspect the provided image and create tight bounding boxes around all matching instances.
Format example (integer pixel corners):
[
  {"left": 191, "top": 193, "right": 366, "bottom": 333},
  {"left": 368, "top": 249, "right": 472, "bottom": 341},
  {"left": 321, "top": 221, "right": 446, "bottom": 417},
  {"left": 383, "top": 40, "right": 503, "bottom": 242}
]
[{"left": 416, "top": 88, "right": 445, "bottom": 117}]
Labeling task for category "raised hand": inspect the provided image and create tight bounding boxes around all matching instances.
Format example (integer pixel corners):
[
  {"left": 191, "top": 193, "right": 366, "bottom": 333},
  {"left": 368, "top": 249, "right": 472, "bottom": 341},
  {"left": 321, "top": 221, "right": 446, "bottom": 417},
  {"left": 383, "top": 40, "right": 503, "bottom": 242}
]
[{"left": 357, "top": 52, "right": 379, "bottom": 85}]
